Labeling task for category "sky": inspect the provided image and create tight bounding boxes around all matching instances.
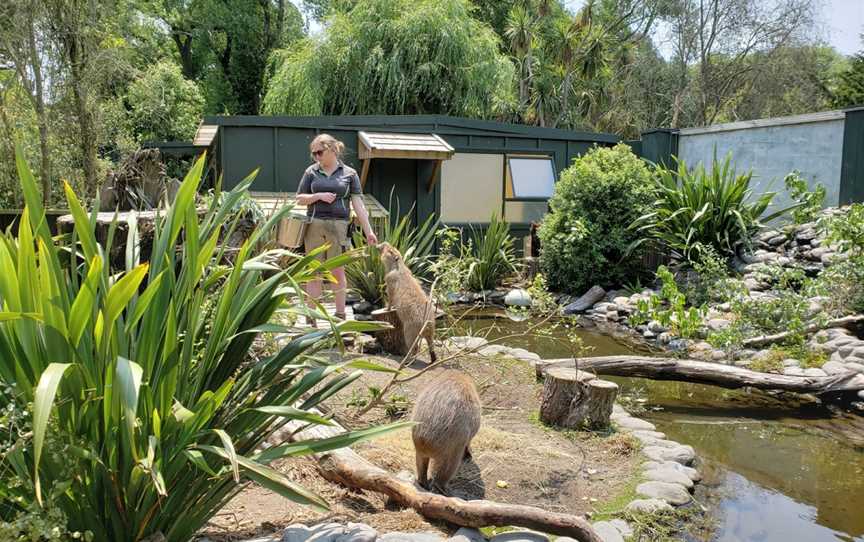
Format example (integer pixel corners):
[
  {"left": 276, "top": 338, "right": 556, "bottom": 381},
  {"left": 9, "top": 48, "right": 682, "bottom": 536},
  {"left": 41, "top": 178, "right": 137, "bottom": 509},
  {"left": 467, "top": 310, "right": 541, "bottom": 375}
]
[{"left": 296, "top": 0, "right": 864, "bottom": 56}]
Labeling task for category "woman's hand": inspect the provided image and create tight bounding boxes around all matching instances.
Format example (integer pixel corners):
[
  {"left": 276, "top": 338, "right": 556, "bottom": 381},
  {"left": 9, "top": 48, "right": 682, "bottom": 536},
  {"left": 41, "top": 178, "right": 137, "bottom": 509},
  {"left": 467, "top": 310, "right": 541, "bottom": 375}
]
[
  {"left": 365, "top": 230, "right": 378, "bottom": 246},
  {"left": 317, "top": 192, "right": 337, "bottom": 204}
]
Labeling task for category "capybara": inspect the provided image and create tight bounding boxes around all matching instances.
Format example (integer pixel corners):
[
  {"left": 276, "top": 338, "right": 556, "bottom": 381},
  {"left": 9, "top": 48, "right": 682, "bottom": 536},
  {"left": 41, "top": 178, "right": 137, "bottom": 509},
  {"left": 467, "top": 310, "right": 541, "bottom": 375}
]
[
  {"left": 379, "top": 242, "right": 437, "bottom": 362},
  {"left": 411, "top": 370, "right": 481, "bottom": 494}
]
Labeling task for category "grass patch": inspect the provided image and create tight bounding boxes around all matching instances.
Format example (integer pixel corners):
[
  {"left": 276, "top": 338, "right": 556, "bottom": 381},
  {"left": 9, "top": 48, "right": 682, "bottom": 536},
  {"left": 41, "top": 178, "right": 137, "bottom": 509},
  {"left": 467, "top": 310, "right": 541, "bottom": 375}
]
[
  {"left": 624, "top": 508, "right": 695, "bottom": 541},
  {"left": 590, "top": 470, "right": 644, "bottom": 521},
  {"left": 750, "top": 347, "right": 786, "bottom": 373},
  {"left": 751, "top": 345, "right": 828, "bottom": 373}
]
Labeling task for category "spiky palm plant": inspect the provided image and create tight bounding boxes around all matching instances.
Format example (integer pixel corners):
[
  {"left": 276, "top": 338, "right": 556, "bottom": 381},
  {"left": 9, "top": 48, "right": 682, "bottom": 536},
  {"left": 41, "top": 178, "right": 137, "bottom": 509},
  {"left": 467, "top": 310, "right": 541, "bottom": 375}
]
[{"left": 0, "top": 149, "right": 406, "bottom": 541}]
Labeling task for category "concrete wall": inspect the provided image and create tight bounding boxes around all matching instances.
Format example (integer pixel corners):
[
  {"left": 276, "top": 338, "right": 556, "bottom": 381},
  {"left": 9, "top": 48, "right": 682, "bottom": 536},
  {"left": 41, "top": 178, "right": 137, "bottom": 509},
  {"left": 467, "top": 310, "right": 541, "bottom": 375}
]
[{"left": 677, "top": 111, "right": 845, "bottom": 211}]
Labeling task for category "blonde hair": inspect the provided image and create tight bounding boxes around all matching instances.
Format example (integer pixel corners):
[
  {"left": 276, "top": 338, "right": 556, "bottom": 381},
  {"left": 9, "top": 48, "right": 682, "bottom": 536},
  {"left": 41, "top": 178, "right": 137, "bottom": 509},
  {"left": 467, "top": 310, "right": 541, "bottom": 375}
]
[{"left": 310, "top": 133, "right": 345, "bottom": 160}]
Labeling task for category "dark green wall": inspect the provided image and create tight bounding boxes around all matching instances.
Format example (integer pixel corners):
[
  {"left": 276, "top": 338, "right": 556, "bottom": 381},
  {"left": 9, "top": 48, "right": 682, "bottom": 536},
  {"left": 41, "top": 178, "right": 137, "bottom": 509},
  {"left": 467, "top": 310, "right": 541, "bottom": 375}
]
[
  {"left": 841, "top": 108, "right": 864, "bottom": 204},
  {"left": 208, "top": 115, "right": 618, "bottom": 227}
]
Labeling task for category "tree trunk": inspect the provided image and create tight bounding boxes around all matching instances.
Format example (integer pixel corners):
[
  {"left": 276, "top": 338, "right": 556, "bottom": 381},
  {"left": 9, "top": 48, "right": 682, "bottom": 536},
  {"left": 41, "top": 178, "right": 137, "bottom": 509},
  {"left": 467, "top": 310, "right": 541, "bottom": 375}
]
[
  {"left": 69, "top": 48, "right": 98, "bottom": 194},
  {"left": 283, "top": 415, "right": 603, "bottom": 542},
  {"left": 741, "top": 315, "right": 864, "bottom": 348},
  {"left": 536, "top": 356, "right": 864, "bottom": 397},
  {"left": 540, "top": 368, "right": 618, "bottom": 430},
  {"left": 371, "top": 308, "right": 407, "bottom": 355},
  {"left": 25, "top": 4, "right": 51, "bottom": 204}
]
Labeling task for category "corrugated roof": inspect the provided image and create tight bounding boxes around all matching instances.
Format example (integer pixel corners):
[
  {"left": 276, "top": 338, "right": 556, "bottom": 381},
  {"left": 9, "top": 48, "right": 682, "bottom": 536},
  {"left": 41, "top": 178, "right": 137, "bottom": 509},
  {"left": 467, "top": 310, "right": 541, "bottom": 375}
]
[{"left": 193, "top": 124, "right": 218, "bottom": 146}]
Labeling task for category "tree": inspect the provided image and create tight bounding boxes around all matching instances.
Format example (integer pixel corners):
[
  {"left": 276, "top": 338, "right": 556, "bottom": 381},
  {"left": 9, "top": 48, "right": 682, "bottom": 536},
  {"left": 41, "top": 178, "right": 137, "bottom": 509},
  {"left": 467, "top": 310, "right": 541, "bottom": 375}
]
[
  {"left": 0, "top": 0, "right": 53, "bottom": 203},
  {"left": 127, "top": 61, "right": 205, "bottom": 142},
  {"left": 665, "top": 0, "right": 816, "bottom": 127},
  {"left": 833, "top": 38, "right": 864, "bottom": 108},
  {"left": 263, "top": 0, "right": 516, "bottom": 118}
]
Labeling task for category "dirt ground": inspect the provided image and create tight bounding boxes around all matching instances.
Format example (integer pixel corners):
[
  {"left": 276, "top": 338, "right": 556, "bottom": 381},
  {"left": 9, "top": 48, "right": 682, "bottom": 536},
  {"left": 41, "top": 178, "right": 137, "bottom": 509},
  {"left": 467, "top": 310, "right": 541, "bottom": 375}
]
[{"left": 199, "top": 348, "right": 643, "bottom": 540}]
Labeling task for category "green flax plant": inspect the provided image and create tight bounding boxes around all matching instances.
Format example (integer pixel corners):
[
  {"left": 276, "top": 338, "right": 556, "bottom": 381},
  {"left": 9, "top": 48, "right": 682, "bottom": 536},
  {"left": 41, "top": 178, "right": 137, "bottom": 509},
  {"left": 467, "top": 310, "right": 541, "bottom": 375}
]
[
  {"left": 631, "top": 154, "right": 792, "bottom": 264},
  {"left": 0, "top": 149, "right": 407, "bottom": 541},
  {"left": 463, "top": 213, "right": 518, "bottom": 292}
]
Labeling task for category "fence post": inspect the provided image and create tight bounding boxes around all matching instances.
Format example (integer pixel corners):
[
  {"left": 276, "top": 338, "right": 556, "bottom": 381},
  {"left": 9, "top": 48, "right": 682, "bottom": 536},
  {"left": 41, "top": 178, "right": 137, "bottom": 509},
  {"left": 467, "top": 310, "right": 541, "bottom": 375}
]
[
  {"left": 840, "top": 106, "right": 864, "bottom": 205},
  {"left": 638, "top": 129, "right": 679, "bottom": 169}
]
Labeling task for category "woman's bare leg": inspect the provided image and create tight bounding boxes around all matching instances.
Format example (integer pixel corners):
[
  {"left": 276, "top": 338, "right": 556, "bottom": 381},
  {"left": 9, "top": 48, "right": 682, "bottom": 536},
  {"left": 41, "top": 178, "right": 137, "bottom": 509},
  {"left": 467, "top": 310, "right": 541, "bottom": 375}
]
[
  {"left": 305, "top": 279, "right": 322, "bottom": 326},
  {"left": 330, "top": 266, "right": 347, "bottom": 317}
]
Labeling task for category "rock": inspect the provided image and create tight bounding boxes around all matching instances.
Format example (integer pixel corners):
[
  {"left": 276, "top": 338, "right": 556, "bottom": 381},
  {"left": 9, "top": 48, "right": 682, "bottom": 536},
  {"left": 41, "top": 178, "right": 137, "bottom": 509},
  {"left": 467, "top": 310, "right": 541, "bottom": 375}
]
[
  {"left": 803, "top": 368, "right": 827, "bottom": 377},
  {"left": 822, "top": 361, "right": 849, "bottom": 375},
  {"left": 612, "top": 296, "right": 632, "bottom": 308},
  {"left": 642, "top": 460, "right": 701, "bottom": 482},
  {"left": 852, "top": 345, "right": 864, "bottom": 358},
  {"left": 743, "top": 277, "right": 763, "bottom": 291},
  {"left": 643, "top": 467, "right": 695, "bottom": 489},
  {"left": 767, "top": 234, "right": 787, "bottom": 246},
  {"left": 632, "top": 429, "right": 667, "bottom": 440},
  {"left": 280, "top": 523, "right": 333, "bottom": 542},
  {"left": 352, "top": 301, "right": 374, "bottom": 315},
  {"left": 710, "top": 350, "right": 727, "bottom": 362},
  {"left": 488, "top": 290, "right": 508, "bottom": 303},
  {"left": 488, "top": 532, "right": 548, "bottom": 542},
  {"left": 479, "top": 345, "right": 517, "bottom": 358},
  {"left": 642, "top": 445, "right": 696, "bottom": 465},
  {"left": 379, "top": 533, "right": 445, "bottom": 542},
  {"left": 668, "top": 339, "right": 690, "bottom": 352},
  {"left": 591, "top": 522, "right": 624, "bottom": 542},
  {"left": 608, "top": 519, "right": 633, "bottom": 539},
  {"left": 796, "top": 227, "right": 817, "bottom": 242},
  {"left": 782, "top": 359, "right": 800, "bottom": 367},
  {"left": 508, "top": 347, "right": 542, "bottom": 361},
  {"left": 846, "top": 362, "right": 864, "bottom": 374},
  {"left": 449, "top": 336, "right": 489, "bottom": 351},
  {"left": 625, "top": 498, "right": 673, "bottom": 514},
  {"left": 647, "top": 320, "right": 668, "bottom": 333},
  {"left": 657, "top": 332, "right": 674, "bottom": 345},
  {"left": 707, "top": 318, "right": 731, "bottom": 331},
  {"left": 859, "top": 390, "right": 864, "bottom": 401},
  {"left": 783, "top": 367, "right": 805, "bottom": 376},
  {"left": 643, "top": 330, "right": 656, "bottom": 340},
  {"left": 594, "top": 302, "right": 614, "bottom": 313},
  {"left": 613, "top": 416, "right": 656, "bottom": 431},
  {"left": 354, "top": 314, "right": 373, "bottom": 322},
  {"left": 635, "top": 481, "right": 692, "bottom": 505},
  {"left": 505, "top": 289, "right": 532, "bottom": 307},
  {"left": 338, "top": 523, "right": 379, "bottom": 542},
  {"left": 563, "top": 285, "right": 606, "bottom": 314},
  {"left": 446, "top": 528, "right": 486, "bottom": 542}
]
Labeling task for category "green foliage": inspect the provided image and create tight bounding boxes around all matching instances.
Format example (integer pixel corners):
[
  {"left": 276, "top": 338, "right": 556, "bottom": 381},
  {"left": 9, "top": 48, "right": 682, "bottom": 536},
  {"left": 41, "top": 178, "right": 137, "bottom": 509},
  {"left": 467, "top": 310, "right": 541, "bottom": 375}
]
[
  {"left": 750, "top": 345, "right": 827, "bottom": 374},
  {"left": 126, "top": 61, "right": 205, "bottom": 142},
  {"left": 0, "top": 150, "right": 407, "bottom": 541},
  {"left": 832, "top": 47, "right": 864, "bottom": 108},
  {"left": 627, "top": 266, "right": 705, "bottom": 339},
  {"left": 680, "top": 243, "right": 732, "bottom": 307},
  {"left": 823, "top": 203, "right": 864, "bottom": 256},
  {"left": 784, "top": 171, "right": 826, "bottom": 225},
  {"left": 749, "top": 348, "right": 786, "bottom": 374},
  {"left": 429, "top": 228, "right": 465, "bottom": 303},
  {"left": 632, "top": 154, "right": 789, "bottom": 264},
  {"left": 808, "top": 256, "right": 864, "bottom": 315},
  {"left": 463, "top": 214, "right": 518, "bottom": 292},
  {"left": 346, "top": 209, "right": 439, "bottom": 305},
  {"left": 538, "top": 143, "right": 653, "bottom": 294},
  {"left": 263, "top": 0, "right": 516, "bottom": 117}
]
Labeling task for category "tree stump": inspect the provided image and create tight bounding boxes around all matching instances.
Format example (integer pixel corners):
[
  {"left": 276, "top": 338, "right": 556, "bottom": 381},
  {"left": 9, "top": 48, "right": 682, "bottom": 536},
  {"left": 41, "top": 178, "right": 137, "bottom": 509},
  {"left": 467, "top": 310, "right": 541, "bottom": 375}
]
[
  {"left": 371, "top": 308, "right": 408, "bottom": 355},
  {"left": 540, "top": 367, "right": 619, "bottom": 430}
]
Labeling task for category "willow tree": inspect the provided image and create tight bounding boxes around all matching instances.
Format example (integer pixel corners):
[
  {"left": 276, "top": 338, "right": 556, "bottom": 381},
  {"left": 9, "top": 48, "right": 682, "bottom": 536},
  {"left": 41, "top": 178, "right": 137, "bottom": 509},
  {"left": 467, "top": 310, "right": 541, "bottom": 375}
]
[{"left": 263, "top": 0, "right": 516, "bottom": 117}]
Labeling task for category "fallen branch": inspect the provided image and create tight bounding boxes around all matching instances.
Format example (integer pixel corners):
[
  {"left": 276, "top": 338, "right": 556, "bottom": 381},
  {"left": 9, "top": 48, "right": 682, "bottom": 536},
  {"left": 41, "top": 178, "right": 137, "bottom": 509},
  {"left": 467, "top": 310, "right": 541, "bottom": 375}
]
[
  {"left": 536, "top": 356, "right": 864, "bottom": 396},
  {"left": 741, "top": 315, "right": 864, "bottom": 348},
  {"left": 285, "top": 418, "right": 602, "bottom": 542}
]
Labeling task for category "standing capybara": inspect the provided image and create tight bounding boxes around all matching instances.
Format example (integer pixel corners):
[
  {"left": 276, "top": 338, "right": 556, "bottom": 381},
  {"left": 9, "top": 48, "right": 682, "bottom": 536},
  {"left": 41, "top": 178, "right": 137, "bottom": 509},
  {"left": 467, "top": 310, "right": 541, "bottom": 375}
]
[
  {"left": 411, "top": 370, "right": 481, "bottom": 494},
  {"left": 379, "top": 242, "right": 437, "bottom": 362}
]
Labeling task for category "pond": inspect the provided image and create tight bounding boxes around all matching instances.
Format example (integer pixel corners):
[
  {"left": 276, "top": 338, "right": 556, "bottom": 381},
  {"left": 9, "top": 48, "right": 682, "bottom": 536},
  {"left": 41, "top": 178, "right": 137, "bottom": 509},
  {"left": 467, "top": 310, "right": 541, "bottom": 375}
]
[{"left": 448, "top": 311, "right": 864, "bottom": 542}]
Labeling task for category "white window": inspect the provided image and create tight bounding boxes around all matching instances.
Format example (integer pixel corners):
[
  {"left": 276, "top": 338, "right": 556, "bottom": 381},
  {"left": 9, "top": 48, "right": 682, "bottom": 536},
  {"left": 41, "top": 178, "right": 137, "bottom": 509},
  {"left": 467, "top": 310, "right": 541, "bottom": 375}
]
[{"left": 507, "top": 157, "right": 556, "bottom": 199}]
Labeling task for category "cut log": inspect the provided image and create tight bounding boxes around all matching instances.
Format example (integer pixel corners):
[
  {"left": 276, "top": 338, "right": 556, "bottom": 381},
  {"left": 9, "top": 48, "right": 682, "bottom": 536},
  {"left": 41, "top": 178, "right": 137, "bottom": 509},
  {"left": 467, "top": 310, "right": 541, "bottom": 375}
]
[
  {"left": 284, "top": 417, "right": 602, "bottom": 542},
  {"left": 540, "top": 368, "right": 618, "bottom": 430},
  {"left": 742, "top": 315, "right": 864, "bottom": 348},
  {"left": 371, "top": 308, "right": 408, "bottom": 355},
  {"left": 563, "top": 286, "right": 606, "bottom": 315},
  {"left": 538, "top": 356, "right": 864, "bottom": 396}
]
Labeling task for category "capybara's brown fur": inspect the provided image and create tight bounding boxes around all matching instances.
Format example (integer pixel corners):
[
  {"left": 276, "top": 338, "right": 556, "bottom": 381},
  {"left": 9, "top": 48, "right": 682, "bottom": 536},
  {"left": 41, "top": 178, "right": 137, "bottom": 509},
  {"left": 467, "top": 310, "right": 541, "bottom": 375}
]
[
  {"left": 379, "top": 242, "right": 437, "bottom": 362},
  {"left": 410, "top": 370, "right": 481, "bottom": 494}
]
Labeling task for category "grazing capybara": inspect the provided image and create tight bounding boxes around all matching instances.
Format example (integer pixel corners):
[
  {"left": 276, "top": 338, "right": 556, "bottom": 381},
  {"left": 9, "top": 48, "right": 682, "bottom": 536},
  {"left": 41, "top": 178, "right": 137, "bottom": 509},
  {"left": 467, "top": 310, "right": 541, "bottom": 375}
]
[
  {"left": 379, "top": 242, "right": 437, "bottom": 362},
  {"left": 411, "top": 370, "right": 481, "bottom": 494}
]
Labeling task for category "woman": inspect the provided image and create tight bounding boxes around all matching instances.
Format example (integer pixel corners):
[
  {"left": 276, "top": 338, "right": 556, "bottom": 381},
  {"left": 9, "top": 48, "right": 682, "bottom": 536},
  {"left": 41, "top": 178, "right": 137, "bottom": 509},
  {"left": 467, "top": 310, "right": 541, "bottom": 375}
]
[{"left": 296, "top": 134, "right": 377, "bottom": 323}]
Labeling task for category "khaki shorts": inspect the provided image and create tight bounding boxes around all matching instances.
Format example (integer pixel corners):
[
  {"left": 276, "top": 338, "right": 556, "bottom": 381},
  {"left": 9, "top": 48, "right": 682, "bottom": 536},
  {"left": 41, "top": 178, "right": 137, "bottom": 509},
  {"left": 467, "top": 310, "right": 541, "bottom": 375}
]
[{"left": 304, "top": 218, "right": 350, "bottom": 261}]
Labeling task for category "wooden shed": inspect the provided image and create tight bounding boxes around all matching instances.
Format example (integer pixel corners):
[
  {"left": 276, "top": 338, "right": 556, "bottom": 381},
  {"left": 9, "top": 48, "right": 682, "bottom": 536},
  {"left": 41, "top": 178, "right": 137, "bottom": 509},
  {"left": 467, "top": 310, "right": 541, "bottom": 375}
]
[{"left": 191, "top": 115, "right": 619, "bottom": 249}]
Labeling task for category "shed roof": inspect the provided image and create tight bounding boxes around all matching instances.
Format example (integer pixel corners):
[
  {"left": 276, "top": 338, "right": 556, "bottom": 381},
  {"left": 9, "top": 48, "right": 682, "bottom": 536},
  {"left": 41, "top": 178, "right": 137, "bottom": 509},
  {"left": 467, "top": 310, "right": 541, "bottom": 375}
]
[{"left": 357, "top": 131, "right": 455, "bottom": 160}]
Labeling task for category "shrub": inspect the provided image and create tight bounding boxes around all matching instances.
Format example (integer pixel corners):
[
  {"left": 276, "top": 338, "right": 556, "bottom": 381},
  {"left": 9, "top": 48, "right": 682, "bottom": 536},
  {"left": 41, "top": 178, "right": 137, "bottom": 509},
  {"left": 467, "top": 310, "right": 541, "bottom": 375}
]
[
  {"left": 627, "top": 266, "right": 706, "bottom": 339},
  {"left": 0, "top": 150, "right": 406, "bottom": 541},
  {"left": 463, "top": 214, "right": 518, "bottom": 292},
  {"left": 784, "top": 171, "right": 826, "bottom": 225},
  {"left": 346, "top": 208, "right": 438, "bottom": 305},
  {"left": 631, "top": 154, "right": 790, "bottom": 264},
  {"left": 823, "top": 202, "right": 864, "bottom": 255},
  {"left": 538, "top": 143, "right": 653, "bottom": 294},
  {"left": 127, "top": 61, "right": 205, "bottom": 142}
]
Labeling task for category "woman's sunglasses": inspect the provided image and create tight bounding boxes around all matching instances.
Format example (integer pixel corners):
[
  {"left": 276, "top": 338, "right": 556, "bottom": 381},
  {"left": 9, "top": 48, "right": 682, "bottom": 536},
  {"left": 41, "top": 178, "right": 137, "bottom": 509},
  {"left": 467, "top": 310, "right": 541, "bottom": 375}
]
[{"left": 311, "top": 149, "right": 325, "bottom": 157}]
